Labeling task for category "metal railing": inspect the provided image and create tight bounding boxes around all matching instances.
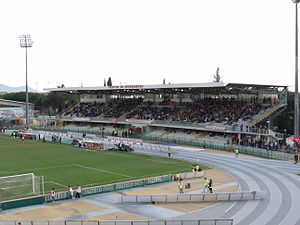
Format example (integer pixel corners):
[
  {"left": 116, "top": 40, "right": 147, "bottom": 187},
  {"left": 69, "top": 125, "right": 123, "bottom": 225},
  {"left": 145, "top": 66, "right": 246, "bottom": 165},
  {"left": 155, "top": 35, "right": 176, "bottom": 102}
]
[
  {"left": 120, "top": 191, "right": 266, "bottom": 203},
  {"left": 140, "top": 133, "right": 294, "bottom": 161},
  {"left": 26, "top": 127, "right": 294, "bottom": 161},
  {"left": 0, "top": 219, "right": 234, "bottom": 225}
]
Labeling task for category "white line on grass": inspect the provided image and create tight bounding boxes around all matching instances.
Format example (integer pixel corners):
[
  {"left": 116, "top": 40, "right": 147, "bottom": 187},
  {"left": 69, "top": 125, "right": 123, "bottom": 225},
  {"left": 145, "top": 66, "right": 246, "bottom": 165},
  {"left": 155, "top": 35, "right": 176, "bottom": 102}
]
[
  {"left": 47, "top": 181, "right": 67, "bottom": 188},
  {"left": 0, "top": 183, "right": 32, "bottom": 190},
  {"left": 0, "top": 135, "right": 15, "bottom": 140},
  {"left": 82, "top": 178, "right": 130, "bottom": 187},
  {"left": 100, "top": 150, "right": 188, "bottom": 167},
  {"left": 0, "top": 142, "right": 40, "bottom": 148},
  {"left": 73, "top": 164, "right": 134, "bottom": 178},
  {"left": 0, "top": 164, "right": 74, "bottom": 176}
]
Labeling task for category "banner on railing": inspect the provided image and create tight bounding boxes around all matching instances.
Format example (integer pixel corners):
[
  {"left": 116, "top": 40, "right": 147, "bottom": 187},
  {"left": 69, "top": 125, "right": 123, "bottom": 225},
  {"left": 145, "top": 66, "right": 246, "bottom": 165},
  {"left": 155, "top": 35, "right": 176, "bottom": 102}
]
[
  {"left": 44, "top": 174, "right": 173, "bottom": 203},
  {"left": 204, "top": 125, "right": 226, "bottom": 131}
]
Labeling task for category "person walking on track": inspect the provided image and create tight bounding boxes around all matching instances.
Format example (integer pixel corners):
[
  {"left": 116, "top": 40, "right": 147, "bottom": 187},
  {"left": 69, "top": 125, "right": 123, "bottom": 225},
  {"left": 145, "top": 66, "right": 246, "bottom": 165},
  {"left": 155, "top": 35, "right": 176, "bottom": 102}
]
[
  {"left": 178, "top": 180, "right": 184, "bottom": 194},
  {"left": 208, "top": 179, "right": 213, "bottom": 193},
  {"left": 235, "top": 148, "right": 239, "bottom": 158},
  {"left": 168, "top": 147, "right": 171, "bottom": 157},
  {"left": 203, "top": 177, "right": 209, "bottom": 193}
]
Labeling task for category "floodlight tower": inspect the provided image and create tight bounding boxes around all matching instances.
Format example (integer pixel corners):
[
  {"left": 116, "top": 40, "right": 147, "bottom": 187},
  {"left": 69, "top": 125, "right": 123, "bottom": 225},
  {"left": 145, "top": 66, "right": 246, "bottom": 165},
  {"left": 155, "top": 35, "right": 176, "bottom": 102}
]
[
  {"left": 19, "top": 34, "right": 33, "bottom": 127},
  {"left": 293, "top": 0, "right": 300, "bottom": 141}
]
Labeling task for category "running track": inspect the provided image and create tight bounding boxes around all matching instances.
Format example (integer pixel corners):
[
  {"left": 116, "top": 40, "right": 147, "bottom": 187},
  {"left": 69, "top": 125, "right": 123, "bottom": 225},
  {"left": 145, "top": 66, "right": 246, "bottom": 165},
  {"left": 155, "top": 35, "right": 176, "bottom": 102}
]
[{"left": 134, "top": 146, "right": 300, "bottom": 225}]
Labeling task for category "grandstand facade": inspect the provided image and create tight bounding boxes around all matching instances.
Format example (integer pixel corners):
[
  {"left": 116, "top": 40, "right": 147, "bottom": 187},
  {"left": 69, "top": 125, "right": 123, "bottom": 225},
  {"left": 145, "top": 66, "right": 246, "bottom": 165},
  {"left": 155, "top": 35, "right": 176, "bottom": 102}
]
[
  {"left": 0, "top": 99, "right": 34, "bottom": 127},
  {"left": 42, "top": 82, "right": 288, "bottom": 151}
]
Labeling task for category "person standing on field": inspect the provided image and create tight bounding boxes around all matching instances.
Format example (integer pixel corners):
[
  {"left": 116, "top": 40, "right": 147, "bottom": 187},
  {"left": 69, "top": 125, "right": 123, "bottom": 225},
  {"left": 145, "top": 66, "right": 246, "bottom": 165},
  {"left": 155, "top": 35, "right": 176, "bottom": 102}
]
[
  {"left": 51, "top": 188, "right": 56, "bottom": 203},
  {"left": 68, "top": 186, "right": 74, "bottom": 200},
  {"left": 76, "top": 185, "right": 82, "bottom": 198}
]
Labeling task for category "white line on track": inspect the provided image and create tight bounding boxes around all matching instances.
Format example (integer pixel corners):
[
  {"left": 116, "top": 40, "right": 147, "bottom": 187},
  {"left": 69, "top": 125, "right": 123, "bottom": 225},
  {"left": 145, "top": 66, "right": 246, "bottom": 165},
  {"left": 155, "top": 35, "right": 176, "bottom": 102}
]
[
  {"left": 73, "top": 164, "right": 134, "bottom": 178},
  {"left": 225, "top": 200, "right": 237, "bottom": 212}
]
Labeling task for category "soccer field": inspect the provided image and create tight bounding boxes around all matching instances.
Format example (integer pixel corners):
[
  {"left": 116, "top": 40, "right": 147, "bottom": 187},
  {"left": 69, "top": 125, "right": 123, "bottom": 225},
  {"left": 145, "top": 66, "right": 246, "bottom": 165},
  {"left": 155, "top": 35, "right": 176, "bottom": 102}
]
[{"left": 0, "top": 134, "right": 192, "bottom": 200}]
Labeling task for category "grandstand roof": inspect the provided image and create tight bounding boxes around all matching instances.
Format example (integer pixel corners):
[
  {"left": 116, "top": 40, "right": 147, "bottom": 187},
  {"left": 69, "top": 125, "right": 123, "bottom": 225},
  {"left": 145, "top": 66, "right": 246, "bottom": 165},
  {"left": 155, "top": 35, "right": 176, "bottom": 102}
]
[
  {"left": 45, "top": 82, "right": 287, "bottom": 94},
  {"left": 0, "top": 98, "right": 34, "bottom": 108}
]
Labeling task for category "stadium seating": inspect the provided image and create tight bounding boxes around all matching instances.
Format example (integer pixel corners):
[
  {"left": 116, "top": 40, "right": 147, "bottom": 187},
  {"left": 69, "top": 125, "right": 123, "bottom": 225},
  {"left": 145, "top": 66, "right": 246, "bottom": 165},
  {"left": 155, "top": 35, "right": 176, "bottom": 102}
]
[
  {"left": 65, "top": 102, "right": 106, "bottom": 117},
  {"left": 64, "top": 98, "right": 273, "bottom": 127}
]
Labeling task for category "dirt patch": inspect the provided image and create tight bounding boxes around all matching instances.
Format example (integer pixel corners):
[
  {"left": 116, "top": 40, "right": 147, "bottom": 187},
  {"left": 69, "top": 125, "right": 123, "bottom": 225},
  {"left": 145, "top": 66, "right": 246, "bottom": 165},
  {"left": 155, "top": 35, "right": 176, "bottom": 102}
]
[
  {"left": 124, "top": 168, "right": 238, "bottom": 213},
  {"left": 0, "top": 167, "right": 239, "bottom": 220},
  {"left": 0, "top": 200, "right": 106, "bottom": 221},
  {"left": 205, "top": 168, "right": 237, "bottom": 187},
  {"left": 124, "top": 168, "right": 237, "bottom": 196},
  {"left": 85, "top": 211, "right": 146, "bottom": 221},
  {"left": 216, "top": 185, "right": 239, "bottom": 192}
]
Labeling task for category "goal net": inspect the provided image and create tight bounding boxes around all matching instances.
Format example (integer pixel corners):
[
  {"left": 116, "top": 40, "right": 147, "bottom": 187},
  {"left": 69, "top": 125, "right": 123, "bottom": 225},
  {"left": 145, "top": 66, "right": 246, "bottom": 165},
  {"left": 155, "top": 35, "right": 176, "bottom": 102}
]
[{"left": 0, "top": 173, "right": 43, "bottom": 201}]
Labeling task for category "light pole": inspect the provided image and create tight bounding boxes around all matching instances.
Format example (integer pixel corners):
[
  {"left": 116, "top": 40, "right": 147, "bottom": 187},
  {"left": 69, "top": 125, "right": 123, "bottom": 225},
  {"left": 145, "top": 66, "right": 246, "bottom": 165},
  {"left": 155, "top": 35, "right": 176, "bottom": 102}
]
[
  {"left": 267, "top": 120, "right": 270, "bottom": 144},
  {"left": 293, "top": 0, "right": 300, "bottom": 141},
  {"left": 19, "top": 34, "right": 33, "bottom": 127}
]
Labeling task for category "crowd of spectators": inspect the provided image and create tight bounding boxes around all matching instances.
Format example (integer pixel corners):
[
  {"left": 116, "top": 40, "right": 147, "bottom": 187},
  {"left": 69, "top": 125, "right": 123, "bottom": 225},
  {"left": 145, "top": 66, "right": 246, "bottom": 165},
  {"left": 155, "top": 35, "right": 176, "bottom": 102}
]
[
  {"left": 125, "top": 101, "right": 180, "bottom": 120},
  {"left": 172, "top": 98, "right": 271, "bottom": 125},
  {"left": 66, "top": 102, "right": 106, "bottom": 117},
  {"left": 237, "top": 137, "right": 284, "bottom": 151},
  {"left": 103, "top": 98, "right": 143, "bottom": 118},
  {"left": 229, "top": 124, "right": 269, "bottom": 134},
  {"left": 65, "top": 98, "right": 273, "bottom": 126}
]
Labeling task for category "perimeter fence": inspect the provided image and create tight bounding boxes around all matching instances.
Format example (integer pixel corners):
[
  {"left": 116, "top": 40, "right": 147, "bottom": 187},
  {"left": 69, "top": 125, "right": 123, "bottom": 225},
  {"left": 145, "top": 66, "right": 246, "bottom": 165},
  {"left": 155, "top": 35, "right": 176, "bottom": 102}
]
[
  {"left": 0, "top": 219, "right": 234, "bottom": 225},
  {"left": 120, "top": 191, "right": 266, "bottom": 203},
  {"left": 0, "top": 175, "right": 173, "bottom": 211},
  {"left": 140, "top": 133, "right": 294, "bottom": 161},
  {"left": 8, "top": 127, "right": 295, "bottom": 161}
]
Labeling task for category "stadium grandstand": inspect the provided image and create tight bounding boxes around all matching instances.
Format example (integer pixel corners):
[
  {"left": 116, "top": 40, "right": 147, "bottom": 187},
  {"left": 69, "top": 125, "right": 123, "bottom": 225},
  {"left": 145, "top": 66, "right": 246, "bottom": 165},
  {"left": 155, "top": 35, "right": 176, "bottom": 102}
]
[
  {"left": 40, "top": 82, "right": 289, "bottom": 151},
  {"left": 0, "top": 98, "right": 34, "bottom": 127}
]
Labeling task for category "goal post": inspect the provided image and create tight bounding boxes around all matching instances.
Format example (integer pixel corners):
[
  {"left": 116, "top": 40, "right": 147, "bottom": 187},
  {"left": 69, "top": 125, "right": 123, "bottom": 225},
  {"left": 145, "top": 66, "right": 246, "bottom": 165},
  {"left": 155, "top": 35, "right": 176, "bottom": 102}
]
[{"left": 0, "top": 173, "right": 43, "bottom": 201}]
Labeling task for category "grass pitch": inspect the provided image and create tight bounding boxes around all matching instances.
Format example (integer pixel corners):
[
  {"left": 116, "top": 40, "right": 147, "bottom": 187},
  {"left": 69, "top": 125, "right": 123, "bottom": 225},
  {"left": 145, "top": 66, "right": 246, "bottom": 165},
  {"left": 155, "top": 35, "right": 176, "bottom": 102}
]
[{"left": 0, "top": 134, "right": 193, "bottom": 200}]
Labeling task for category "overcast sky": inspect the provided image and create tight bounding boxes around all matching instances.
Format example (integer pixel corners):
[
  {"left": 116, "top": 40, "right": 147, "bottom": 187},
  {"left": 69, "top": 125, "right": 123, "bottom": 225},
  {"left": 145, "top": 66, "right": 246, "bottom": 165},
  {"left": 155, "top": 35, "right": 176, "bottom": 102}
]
[{"left": 0, "top": 0, "right": 297, "bottom": 91}]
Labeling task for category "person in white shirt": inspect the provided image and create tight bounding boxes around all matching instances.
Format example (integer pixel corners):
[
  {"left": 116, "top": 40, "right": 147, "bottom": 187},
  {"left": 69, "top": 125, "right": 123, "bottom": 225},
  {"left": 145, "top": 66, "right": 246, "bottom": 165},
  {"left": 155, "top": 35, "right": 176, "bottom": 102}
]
[
  {"left": 51, "top": 188, "right": 56, "bottom": 203},
  {"left": 68, "top": 186, "right": 74, "bottom": 200},
  {"left": 76, "top": 185, "right": 82, "bottom": 198}
]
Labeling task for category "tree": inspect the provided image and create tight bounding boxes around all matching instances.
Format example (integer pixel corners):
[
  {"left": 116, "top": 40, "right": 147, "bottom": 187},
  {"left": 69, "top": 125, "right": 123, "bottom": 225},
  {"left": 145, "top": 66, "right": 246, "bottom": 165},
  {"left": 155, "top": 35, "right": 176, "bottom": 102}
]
[
  {"left": 213, "top": 67, "right": 221, "bottom": 82},
  {"left": 0, "top": 92, "right": 79, "bottom": 114},
  {"left": 104, "top": 78, "right": 106, "bottom": 86},
  {"left": 163, "top": 78, "right": 165, "bottom": 85},
  {"left": 107, "top": 77, "right": 112, "bottom": 86}
]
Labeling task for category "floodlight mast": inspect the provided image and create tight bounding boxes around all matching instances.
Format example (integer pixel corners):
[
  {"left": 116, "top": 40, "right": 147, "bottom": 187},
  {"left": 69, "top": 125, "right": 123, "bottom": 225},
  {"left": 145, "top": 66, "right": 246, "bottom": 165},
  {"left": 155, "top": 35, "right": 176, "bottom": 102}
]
[
  {"left": 292, "top": 1, "right": 300, "bottom": 142},
  {"left": 19, "top": 35, "right": 33, "bottom": 127}
]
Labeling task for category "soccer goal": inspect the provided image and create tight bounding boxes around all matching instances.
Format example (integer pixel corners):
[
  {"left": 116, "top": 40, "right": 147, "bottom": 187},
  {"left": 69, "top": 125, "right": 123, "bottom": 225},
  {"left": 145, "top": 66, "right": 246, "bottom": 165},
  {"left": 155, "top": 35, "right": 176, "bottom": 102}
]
[{"left": 0, "top": 173, "right": 44, "bottom": 201}]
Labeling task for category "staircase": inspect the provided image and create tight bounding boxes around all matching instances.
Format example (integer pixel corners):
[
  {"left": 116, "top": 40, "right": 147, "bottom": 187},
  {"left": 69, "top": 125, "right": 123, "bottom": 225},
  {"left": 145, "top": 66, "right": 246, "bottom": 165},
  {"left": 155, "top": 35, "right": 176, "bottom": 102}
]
[
  {"left": 61, "top": 102, "right": 80, "bottom": 116},
  {"left": 192, "top": 133, "right": 209, "bottom": 141},
  {"left": 248, "top": 104, "right": 284, "bottom": 126},
  {"left": 160, "top": 131, "right": 172, "bottom": 137}
]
